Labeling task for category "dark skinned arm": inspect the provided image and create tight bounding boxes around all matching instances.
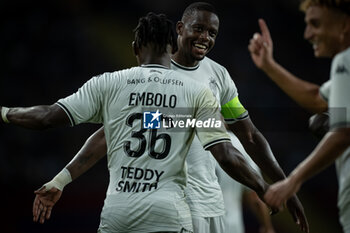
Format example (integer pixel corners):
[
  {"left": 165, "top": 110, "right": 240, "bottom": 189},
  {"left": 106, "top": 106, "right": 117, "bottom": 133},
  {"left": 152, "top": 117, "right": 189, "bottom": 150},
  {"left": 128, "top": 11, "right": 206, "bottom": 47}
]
[
  {"left": 33, "top": 126, "right": 107, "bottom": 224},
  {"left": 66, "top": 126, "right": 107, "bottom": 180},
  {"left": 1, "top": 105, "right": 108, "bottom": 222},
  {"left": 209, "top": 142, "right": 268, "bottom": 199},
  {"left": 228, "top": 118, "right": 284, "bottom": 182},
  {"left": 1, "top": 105, "right": 70, "bottom": 129},
  {"left": 1, "top": 104, "right": 107, "bottom": 176}
]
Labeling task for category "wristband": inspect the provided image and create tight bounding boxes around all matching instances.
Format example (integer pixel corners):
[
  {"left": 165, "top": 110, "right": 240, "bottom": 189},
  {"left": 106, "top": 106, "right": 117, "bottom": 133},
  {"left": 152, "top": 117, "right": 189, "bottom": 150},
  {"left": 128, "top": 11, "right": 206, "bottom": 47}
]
[
  {"left": 44, "top": 168, "right": 72, "bottom": 191},
  {"left": 1, "top": 107, "right": 10, "bottom": 123}
]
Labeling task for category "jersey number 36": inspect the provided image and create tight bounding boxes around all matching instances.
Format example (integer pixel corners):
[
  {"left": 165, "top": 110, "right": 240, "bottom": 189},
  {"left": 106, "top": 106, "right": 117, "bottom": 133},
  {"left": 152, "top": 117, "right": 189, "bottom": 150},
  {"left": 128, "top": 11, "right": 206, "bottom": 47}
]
[{"left": 123, "top": 112, "right": 171, "bottom": 160}]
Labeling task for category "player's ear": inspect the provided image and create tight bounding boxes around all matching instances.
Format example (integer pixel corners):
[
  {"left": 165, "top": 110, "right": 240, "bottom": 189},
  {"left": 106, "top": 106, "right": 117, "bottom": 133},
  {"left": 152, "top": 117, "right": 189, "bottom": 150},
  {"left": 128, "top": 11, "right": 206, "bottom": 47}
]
[
  {"left": 132, "top": 41, "right": 139, "bottom": 56},
  {"left": 176, "top": 21, "right": 184, "bottom": 35}
]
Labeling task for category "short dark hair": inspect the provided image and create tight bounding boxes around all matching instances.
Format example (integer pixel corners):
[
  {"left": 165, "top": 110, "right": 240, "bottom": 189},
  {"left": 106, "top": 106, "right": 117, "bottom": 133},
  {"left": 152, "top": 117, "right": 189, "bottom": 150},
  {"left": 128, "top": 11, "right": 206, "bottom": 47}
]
[
  {"left": 134, "top": 12, "right": 177, "bottom": 54},
  {"left": 181, "top": 2, "right": 218, "bottom": 21},
  {"left": 300, "top": 0, "right": 350, "bottom": 15}
]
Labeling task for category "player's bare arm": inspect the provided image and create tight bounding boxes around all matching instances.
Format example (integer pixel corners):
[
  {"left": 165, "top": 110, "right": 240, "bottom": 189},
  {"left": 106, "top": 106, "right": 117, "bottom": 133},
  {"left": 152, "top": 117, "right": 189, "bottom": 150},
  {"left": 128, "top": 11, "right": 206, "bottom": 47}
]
[
  {"left": 66, "top": 126, "right": 106, "bottom": 180},
  {"left": 0, "top": 104, "right": 106, "bottom": 224},
  {"left": 228, "top": 118, "right": 309, "bottom": 232},
  {"left": 248, "top": 19, "right": 327, "bottom": 113},
  {"left": 33, "top": 186, "right": 62, "bottom": 224},
  {"left": 33, "top": 126, "right": 107, "bottom": 223},
  {"left": 253, "top": 1, "right": 350, "bottom": 232},
  {"left": 1, "top": 104, "right": 70, "bottom": 129},
  {"left": 228, "top": 118, "right": 283, "bottom": 182},
  {"left": 208, "top": 142, "right": 268, "bottom": 200},
  {"left": 1, "top": 104, "right": 107, "bottom": 224},
  {"left": 265, "top": 127, "right": 350, "bottom": 208}
]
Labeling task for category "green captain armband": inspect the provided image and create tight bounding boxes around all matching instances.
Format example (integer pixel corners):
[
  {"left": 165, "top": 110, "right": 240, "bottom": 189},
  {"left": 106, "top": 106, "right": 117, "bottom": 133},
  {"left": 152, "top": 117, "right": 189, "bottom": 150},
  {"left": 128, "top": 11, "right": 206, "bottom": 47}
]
[{"left": 221, "top": 96, "right": 247, "bottom": 119}]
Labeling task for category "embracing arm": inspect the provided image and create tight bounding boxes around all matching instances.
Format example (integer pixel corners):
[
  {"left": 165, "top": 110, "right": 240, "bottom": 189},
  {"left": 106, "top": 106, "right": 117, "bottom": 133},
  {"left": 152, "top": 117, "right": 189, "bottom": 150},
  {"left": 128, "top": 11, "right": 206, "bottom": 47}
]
[
  {"left": 66, "top": 126, "right": 107, "bottom": 180},
  {"left": 248, "top": 19, "right": 327, "bottom": 113},
  {"left": 33, "top": 126, "right": 107, "bottom": 223},
  {"left": 1, "top": 104, "right": 70, "bottom": 129}
]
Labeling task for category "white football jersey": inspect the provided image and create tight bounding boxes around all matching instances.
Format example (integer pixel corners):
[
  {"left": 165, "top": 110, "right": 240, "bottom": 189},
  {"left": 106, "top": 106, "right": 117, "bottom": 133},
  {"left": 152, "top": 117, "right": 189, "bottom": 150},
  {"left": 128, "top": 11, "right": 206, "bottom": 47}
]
[
  {"left": 57, "top": 64, "right": 231, "bottom": 232},
  {"left": 320, "top": 47, "right": 350, "bottom": 232},
  {"left": 171, "top": 57, "right": 249, "bottom": 217}
]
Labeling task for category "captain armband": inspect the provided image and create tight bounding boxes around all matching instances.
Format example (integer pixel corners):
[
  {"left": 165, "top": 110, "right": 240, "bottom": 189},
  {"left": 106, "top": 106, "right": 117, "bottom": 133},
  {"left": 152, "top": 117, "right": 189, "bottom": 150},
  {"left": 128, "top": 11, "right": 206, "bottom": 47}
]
[{"left": 221, "top": 96, "right": 248, "bottom": 123}]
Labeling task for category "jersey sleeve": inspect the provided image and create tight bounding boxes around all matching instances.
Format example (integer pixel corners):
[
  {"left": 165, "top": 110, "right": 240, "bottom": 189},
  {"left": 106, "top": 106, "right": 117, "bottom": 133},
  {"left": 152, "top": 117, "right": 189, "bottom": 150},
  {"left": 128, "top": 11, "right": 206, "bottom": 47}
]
[
  {"left": 194, "top": 87, "right": 231, "bottom": 150},
  {"left": 328, "top": 51, "right": 350, "bottom": 130},
  {"left": 56, "top": 74, "right": 106, "bottom": 126},
  {"left": 219, "top": 68, "right": 249, "bottom": 124}
]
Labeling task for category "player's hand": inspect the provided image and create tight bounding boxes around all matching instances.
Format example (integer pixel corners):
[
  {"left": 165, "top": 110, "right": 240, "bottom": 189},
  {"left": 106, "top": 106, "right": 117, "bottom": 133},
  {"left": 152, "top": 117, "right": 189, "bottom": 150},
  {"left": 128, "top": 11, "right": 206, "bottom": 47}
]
[
  {"left": 248, "top": 19, "right": 274, "bottom": 72},
  {"left": 33, "top": 186, "right": 62, "bottom": 224},
  {"left": 256, "top": 184, "right": 280, "bottom": 215},
  {"left": 264, "top": 178, "right": 295, "bottom": 208},
  {"left": 264, "top": 178, "right": 308, "bottom": 232}
]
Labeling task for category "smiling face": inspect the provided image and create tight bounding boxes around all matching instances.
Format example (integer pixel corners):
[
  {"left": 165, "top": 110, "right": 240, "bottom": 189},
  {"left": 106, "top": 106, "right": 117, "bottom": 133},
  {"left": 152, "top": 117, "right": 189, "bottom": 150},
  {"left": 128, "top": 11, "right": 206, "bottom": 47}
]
[
  {"left": 175, "top": 10, "right": 219, "bottom": 66},
  {"left": 304, "top": 5, "right": 346, "bottom": 58}
]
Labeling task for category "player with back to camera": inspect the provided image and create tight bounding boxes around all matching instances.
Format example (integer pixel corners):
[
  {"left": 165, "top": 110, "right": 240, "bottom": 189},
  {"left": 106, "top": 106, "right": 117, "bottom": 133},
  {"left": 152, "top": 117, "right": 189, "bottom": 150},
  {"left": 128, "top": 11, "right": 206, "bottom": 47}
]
[
  {"left": 0, "top": 12, "right": 271, "bottom": 233},
  {"left": 28, "top": 2, "right": 309, "bottom": 233},
  {"left": 248, "top": 0, "right": 350, "bottom": 232}
]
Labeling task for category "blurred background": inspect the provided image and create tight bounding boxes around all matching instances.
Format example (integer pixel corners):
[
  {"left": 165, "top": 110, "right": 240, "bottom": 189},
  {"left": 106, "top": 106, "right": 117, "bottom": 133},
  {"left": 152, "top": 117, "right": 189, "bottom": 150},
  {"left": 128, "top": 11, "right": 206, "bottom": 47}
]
[{"left": 0, "top": 0, "right": 341, "bottom": 232}]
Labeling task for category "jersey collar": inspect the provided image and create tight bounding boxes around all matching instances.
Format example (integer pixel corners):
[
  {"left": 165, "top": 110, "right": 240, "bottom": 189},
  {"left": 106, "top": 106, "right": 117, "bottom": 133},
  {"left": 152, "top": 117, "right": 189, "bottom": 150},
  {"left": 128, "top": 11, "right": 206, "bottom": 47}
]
[
  {"left": 141, "top": 64, "right": 170, "bottom": 69},
  {"left": 171, "top": 59, "right": 200, "bottom": 71}
]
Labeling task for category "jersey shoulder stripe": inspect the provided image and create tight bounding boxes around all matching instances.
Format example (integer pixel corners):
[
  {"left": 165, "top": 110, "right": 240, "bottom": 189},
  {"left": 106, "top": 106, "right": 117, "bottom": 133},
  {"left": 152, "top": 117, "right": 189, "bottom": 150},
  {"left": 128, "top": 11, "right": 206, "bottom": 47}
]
[
  {"left": 55, "top": 102, "right": 76, "bottom": 126},
  {"left": 203, "top": 138, "right": 231, "bottom": 150}
]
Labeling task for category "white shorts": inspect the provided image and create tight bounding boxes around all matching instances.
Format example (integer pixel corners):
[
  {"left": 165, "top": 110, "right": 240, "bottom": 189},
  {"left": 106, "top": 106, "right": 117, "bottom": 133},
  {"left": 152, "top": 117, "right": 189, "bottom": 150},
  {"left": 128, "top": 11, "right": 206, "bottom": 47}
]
[{"left": 191, "top": 215, "right": 224, "bottom": 233}]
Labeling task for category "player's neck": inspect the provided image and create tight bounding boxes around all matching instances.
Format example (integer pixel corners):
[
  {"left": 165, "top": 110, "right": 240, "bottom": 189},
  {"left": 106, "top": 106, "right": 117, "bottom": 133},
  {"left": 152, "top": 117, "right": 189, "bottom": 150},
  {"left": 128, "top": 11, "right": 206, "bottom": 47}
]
[{"left": 139, "top": 53, "right": 171, "bottom": 68}]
